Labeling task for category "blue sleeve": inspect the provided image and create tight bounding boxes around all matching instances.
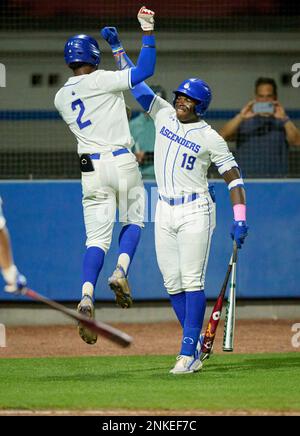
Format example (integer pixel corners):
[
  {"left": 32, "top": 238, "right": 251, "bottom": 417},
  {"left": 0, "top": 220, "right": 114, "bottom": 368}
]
[
  {"left": 113, "top": 37, "right": 156, "bottom": 112},
  {"left": 131, "top": 82, "right": 156, "bottom": 112},
  {"left": 130, "top": 35, "right": 156, "bottom": 86}
]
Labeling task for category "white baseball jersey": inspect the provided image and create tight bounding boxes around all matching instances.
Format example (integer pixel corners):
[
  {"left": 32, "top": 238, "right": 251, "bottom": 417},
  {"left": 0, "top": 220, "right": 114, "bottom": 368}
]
[
  {"left": 55, "top": 69, "right": 145, "bottom": 252},
  {"left": 149, "top": 97, "right": 237, "bottom": 197},
  {"left": 54, "top": 69, "right": 133, "bottom": 154},
  {"left": 149, "top": 97, "right": 236, "bottom": 294}
]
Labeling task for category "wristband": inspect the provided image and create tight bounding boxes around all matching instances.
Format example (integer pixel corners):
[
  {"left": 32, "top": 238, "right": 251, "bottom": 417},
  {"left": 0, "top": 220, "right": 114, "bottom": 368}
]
[
  {"left": 233, "top": 204, "right": 246, "bottom": 221},
  {"left": 112, "top": 46, "right": 125, "bottom": 56},
  {"left": 228, "top": 178, "right": 244, "bottom": 191}
]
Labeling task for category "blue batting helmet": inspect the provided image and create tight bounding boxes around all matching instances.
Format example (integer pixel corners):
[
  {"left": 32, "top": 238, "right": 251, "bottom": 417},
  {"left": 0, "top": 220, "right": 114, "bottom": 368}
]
[
  {"left": 173, "top": 78, "right": 212, "bottom": 116},
  {"left": 64, "top": 34, "right": 100, "bottom": 66}
]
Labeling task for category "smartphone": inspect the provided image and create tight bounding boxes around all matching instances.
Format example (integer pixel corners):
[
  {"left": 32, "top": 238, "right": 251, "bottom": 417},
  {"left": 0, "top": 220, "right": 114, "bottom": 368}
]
[{"left": 252, "top": 102, "right": 274, "bottom": 114}]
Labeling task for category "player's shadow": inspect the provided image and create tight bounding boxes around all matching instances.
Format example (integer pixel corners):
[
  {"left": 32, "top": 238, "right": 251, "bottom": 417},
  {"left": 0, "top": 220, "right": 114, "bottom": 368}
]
[
  {"left": 35, "top": 365, "right": 170, "bottom": 382},
  {"left": 205, "top": 355, "right": 300, "bottom": 373}
]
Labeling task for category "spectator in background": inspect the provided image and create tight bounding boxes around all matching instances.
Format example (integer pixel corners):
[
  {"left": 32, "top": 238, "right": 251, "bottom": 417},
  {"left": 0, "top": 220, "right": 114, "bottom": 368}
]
[
  {"left": 219, "top": 77, "right": 300, "bottom": 177},
  {"left": 130, "top": 85, "right": 167, "bottom": 179}
]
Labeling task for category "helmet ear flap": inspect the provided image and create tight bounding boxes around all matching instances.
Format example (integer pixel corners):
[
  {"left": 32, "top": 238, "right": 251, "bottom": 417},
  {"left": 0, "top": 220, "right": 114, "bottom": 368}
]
[{"left": 195, "top": 101, "right": 206, "bottom": 117}]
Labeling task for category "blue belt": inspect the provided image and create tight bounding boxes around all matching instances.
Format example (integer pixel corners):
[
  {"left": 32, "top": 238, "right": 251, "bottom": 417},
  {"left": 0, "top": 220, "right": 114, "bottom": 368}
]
[
  {"left": 90, "top": 149, "right": 129, "bottom": 160},
  {"left": 159, "top": 193, "right": 200, "bottom": 206}
]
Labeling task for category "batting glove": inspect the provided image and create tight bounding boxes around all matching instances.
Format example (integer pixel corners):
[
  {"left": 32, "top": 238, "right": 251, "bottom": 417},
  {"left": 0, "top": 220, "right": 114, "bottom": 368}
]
[
  {"left": 137, "top": 6, "right": 155, "bottom": 31},
  {"left": 2, "top": 265, "right": 27, "bottom": 294},
  {"left": 230, "top": 220, "right": 249, "bottom": 249},
  {"left": 100, "top": 27, "right": 122, "bottom": 50}
]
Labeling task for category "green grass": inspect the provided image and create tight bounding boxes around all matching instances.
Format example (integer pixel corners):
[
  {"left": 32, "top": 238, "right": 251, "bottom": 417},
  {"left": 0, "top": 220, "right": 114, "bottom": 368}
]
[{"left": 0, "top": 353, "right": 300, "bottom": 412}]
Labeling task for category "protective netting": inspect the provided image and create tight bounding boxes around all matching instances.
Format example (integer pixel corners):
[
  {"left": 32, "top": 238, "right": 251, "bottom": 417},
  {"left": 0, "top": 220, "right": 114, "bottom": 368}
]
[
  {"left": 1, "top": 0, "right": 300, "bottom": 32},
  {"left": 1, "top": 0, "right": 300, "bottom": 179}
]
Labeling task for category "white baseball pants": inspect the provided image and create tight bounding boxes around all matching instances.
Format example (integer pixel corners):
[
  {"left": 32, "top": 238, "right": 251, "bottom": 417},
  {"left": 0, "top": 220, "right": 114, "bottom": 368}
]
[
  {"left": 155, "top": 195, "right": 216, "bottom": 294},
  {"left": 81, "top": 150, "right": 145, "bottom": 253}
]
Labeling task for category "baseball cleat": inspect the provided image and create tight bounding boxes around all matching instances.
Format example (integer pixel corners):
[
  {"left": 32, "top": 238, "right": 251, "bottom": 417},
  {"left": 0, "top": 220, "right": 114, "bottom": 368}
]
[
  {"left": 108, "top": 265, "right": 133, "bottom": 308},
  {"left": 170, "top": 355, "right": 203, "bottom": 374},
  {"left": 77, "top": 295, "right": 97, "bottom": 345}
]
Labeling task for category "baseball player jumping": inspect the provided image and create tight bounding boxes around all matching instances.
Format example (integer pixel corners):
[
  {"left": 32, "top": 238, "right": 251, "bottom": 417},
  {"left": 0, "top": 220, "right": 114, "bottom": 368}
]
[
  {"left": 102, "top": 27, "right": 248, "bottom": 373},
  {"left": 0, "top": 197, "right": 27, "bottom": 294},
  {"left": 54, "top": 6, "right": 156, "bottom": 345}
]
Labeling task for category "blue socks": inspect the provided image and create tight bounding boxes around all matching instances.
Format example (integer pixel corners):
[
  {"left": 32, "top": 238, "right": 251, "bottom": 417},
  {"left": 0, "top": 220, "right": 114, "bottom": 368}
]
[
  {"left": 118, "top": 224, "right": 141, "bottom": 275},
  {"left": 170, "top": 290, "right": 206, "bottom": 356},
  {"left": 82, "top": 246, "right": 105, "bottom": 298},
  {"left": 82, "top": 225, "right": 141, "bottom": 300},
  {"left": 170, "top": 293, "right": 186, "bottom": 327},
  {"left": 119, "top": 224, "right": 141, "bottom": 259},
  {"left": 177, "top": 291, "right": 206, "bottom": 357}
]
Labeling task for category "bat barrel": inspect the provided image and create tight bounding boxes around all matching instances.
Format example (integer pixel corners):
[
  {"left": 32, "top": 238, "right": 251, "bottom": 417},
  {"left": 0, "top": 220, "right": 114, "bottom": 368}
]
[
  {"left": 223, "top": 245, "right": 237, "bottom": 352},
  {"left": 200, "top": 246, "right": 237, "bottom": 357},
  {"left": 22, "top": 288, "right": 133, "bottom": 347}
]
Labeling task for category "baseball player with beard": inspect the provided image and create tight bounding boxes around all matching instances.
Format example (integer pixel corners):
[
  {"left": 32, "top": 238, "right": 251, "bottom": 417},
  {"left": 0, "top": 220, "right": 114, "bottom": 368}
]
[
  {"left": 0, "top": 197, "right": 27, "bottom": 294},
  {"left": 54, "top": 6, "right": 156, "bottom": 345},
  {"left": 102, "top": 27, "right": 248, "bottom": 373}
]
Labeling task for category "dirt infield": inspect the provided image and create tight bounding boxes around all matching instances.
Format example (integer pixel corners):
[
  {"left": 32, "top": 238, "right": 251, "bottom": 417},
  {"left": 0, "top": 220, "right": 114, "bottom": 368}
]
[{"left": 1, "top": 319, "right": 299, "bottom": 358}]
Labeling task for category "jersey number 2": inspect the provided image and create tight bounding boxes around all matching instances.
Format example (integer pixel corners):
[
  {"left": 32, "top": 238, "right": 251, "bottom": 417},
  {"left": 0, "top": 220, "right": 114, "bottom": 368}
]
[
  {"left": 181, "top": 153, "right": 196, "bottom": 170},
  {"left": 72, "top": 99, "right": 92, "bottom": 130}
]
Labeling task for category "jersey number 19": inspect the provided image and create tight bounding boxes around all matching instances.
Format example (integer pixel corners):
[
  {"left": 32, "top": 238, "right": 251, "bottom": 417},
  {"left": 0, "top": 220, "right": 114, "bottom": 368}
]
[{"left": 181, "top": 153, "right": 196, "bottom": 170}]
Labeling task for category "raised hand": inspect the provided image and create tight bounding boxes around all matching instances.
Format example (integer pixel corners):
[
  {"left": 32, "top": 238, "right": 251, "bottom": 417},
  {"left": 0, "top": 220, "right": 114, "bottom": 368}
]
[
  {"left": 100, "top": 27, "right": 122, "bottom": 49},
  {"left": 137, "top": 6, "right": 155, "bottom": 31}
]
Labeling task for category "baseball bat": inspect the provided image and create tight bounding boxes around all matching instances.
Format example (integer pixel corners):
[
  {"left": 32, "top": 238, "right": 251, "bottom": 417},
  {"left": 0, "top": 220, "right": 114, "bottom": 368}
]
[
  {"left": 223, "top": 241, "right": 238, "bottom": 352},
  {"left": 200, "top": 245, "right": 236, "bottom": 361},
  {"left": 21, "top": 288, "right": 133, "bottom": 347}
]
